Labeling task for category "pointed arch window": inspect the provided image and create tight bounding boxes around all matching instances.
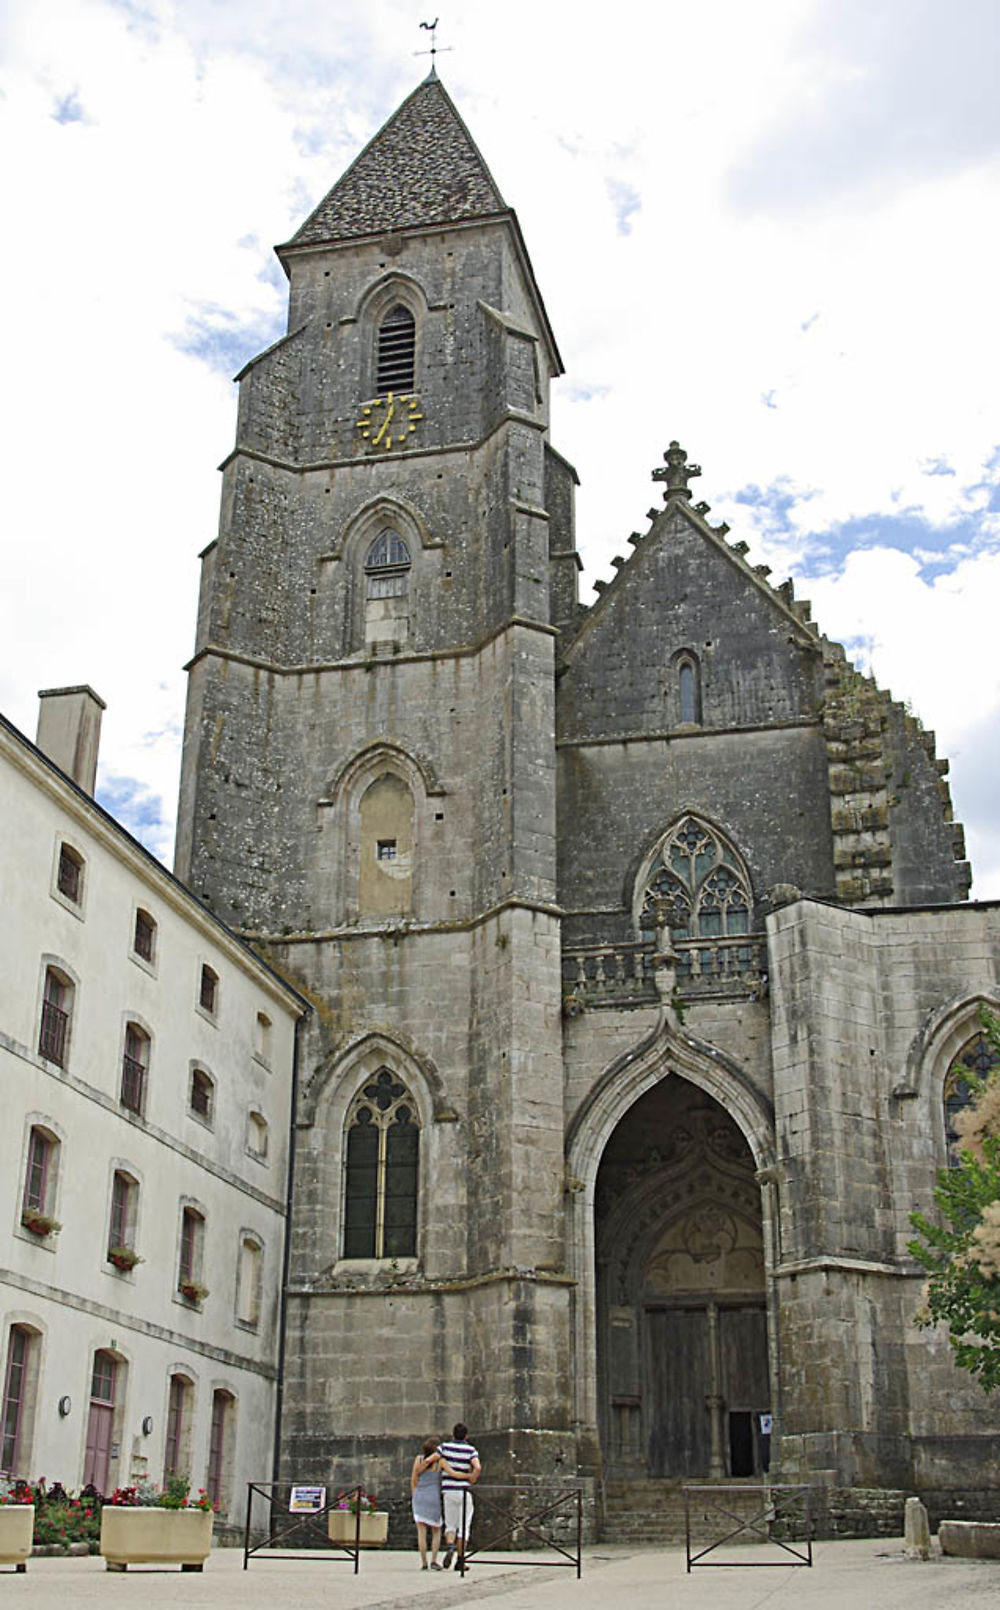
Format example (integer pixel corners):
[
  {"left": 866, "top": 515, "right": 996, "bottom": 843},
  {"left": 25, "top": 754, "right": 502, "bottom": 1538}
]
[
  {"left": 365, "top": 529, "right": 411, "bottom": 599},
  {"left": 376, "top": 304, "right": 415, "bottom": 393},
  {"left": 343, "top": 1069, "right": 419, "bottom": 1259},
  {"left": 639, "top": 816, "right": 752, "bottom": 942},
  {"left": 944, "top": 1031, "right": 1000, "bottom": 1166},
  {"left": 677, "top": 655, "right": 702, "bottom": 725}
]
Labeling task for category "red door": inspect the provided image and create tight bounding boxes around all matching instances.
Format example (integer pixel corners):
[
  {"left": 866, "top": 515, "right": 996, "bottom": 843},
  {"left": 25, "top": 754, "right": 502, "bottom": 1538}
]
[{"left": 83, "top": 1351, "right": 117, "bottom": 1493}]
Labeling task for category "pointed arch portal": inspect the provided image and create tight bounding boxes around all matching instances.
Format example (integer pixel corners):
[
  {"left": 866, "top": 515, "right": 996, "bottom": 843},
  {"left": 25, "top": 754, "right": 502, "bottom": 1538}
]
[{"left": 594, "top": 1078, "right": 771, "bottom": 1480}]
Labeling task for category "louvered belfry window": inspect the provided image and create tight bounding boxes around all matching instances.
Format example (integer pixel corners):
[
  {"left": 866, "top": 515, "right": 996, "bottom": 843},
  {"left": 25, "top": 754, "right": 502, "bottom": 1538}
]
[{"left": 376, "top": 305, "right": 415, "bottom": 392}]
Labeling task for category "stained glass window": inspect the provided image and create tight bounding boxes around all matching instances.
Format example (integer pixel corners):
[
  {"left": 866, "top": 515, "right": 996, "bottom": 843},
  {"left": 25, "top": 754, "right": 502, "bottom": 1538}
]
[
  {"left": 639, "top": 816, "right": 752, "bottom": 942},
  {"left": 343, "top": 1069, "right": 419, "bottom": 1258},
  {"left": 944, "top": 1032, "right": 1000, "bottom": 1166}
]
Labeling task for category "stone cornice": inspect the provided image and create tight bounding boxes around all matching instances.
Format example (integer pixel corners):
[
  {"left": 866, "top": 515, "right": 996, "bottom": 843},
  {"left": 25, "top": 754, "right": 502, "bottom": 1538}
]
[
  {"left": 238, "top": 895, "right": 563, "bottom": 947},
  {"left": 184, "top": 615, "right": 558, "bottom": 676},
  {"left": 288, "top": 1266, "right": 576, "bottom": 1298},
  {"left": 556, "top": 717, "right": 818, "bottom": 749}
]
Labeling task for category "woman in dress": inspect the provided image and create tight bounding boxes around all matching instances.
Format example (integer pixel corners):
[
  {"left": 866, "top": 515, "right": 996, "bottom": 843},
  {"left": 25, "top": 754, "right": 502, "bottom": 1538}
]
[{"left": 411, "top": 1436, "right": 444, "bottom": 1569}]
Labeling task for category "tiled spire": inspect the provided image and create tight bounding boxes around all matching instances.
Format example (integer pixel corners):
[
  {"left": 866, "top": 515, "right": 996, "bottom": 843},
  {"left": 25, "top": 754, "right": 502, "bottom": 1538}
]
[{"left": 288, "top": 77, "right": 507, "bottom": 247}]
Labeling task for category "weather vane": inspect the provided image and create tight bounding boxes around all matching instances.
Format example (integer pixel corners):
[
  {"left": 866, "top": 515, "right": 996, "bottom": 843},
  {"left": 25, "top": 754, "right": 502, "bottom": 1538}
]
[{"left": 416, "top": 18, "right": 452, "bottom": 66}]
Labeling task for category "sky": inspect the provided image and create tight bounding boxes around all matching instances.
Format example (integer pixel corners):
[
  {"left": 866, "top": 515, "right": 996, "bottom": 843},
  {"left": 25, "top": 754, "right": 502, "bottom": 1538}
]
[{"left": 2, "top": 0, "right": 999, "bottom": 895}]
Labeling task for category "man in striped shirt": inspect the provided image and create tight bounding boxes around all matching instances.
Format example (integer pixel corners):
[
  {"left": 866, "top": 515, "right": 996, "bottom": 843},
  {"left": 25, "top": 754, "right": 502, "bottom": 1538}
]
[{"left": 438, "top": 1422, "right": 480, "bottom": 1570}]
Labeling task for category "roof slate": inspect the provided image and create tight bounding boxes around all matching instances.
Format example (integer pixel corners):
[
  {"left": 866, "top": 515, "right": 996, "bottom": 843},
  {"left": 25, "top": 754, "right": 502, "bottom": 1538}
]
[{"left": 289, "top": 76, "right": 507, "bottom": 247}]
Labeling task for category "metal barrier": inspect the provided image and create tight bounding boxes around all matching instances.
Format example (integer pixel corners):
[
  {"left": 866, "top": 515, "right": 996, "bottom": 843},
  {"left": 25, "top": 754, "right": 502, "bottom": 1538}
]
[
  {"left": 683, "top": 1484, "right": 813, "bottom": 1570},
  {"left": 242, "top": 1482, "right": 369, "bottom": 1572},
  {"left": 457, "top": 1483, "right": 582, "bottom": 1578}
]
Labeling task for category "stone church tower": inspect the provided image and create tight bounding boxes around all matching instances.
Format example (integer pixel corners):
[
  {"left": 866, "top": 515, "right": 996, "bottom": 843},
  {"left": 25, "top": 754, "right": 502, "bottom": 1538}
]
[{"left": 177, "top": 74, "right": 1000, "bottom": 1532}]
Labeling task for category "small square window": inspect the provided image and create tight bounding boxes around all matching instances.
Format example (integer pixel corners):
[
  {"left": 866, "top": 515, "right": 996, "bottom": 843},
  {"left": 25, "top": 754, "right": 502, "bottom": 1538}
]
[
  {"left": 376, "top": 840, "right": 397, "bottom": 862},
  {"left": 57, "top": 845, "right": 83, "bottom": 904}
]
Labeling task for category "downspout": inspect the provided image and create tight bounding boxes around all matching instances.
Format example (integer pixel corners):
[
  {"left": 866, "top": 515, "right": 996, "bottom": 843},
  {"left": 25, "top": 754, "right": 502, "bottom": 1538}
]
[{"left": 272, "top": 1009, "right": 307, "bottom": 1488}]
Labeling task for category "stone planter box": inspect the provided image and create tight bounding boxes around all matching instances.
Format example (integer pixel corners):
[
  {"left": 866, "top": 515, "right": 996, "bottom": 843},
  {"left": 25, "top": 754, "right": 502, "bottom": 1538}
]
[
  {"left": 0, "top": 1505, "right": 34, "bottom": 1571},
  {"left": 100, "top": 1507, "right": 213, "bottom": 1571},
  {"left": 327, "top": 1510, "right": 388, "bottom": 1548},
  {"left": 939, "top": 1520, "right": 1000, "bottom": 1560}
]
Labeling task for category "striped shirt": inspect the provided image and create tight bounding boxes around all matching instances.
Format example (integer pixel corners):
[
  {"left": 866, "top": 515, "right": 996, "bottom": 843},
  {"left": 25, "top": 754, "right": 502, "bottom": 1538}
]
[{"left": 438, "top": 1439, "right": 479, "bottom": 1490}]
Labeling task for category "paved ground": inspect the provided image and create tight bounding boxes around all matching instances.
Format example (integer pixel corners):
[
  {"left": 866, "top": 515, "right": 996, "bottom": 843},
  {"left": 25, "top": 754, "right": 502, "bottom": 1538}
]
[{"left": 3, "top": 1540, "right": 999, "bottom": 1610}]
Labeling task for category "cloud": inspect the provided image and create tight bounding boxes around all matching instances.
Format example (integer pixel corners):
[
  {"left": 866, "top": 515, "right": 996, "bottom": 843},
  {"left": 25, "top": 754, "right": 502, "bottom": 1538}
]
[
  {"left": 51, "top": 89, "right": 86, "bottom": 122},
  {"left": 96, "top": 772, "right": 172, "bottom": 863},
  {"left": 728, "top": 0, "right": 1000, "bottom": 211},
  {"left": 174, "top": 302, "right": 286, "bottom": 377},
  {"left": 606, "top": 178, "right": 641, "bottom": 236}
]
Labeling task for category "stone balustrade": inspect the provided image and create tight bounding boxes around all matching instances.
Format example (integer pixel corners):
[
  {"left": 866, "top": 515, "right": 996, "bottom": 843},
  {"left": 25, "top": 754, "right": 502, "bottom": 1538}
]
[{"left": 562, "top": 934, "right": 767, "bottom": 1007}]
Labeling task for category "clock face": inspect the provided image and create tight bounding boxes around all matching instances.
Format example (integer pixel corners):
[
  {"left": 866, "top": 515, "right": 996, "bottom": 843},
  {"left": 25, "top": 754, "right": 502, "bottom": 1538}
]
[{"left": 355, "top": 392, "right": 424, "bottom": 451}]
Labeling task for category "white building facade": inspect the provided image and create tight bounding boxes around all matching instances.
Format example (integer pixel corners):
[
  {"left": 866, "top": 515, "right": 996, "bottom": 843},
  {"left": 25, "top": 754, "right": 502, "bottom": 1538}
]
[{"left": 0, "top": 693, "right": 306, "bottom": 1531}]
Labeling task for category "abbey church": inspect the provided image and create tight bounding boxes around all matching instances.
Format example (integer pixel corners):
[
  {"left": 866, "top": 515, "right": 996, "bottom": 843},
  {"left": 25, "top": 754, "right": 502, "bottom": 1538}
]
[{"left": 174, "top": 74, "right": 1000, "bottom": 1532}]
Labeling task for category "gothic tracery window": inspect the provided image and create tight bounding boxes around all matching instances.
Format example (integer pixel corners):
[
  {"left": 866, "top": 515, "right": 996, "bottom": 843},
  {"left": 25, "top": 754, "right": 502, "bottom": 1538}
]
[
  {"left": 343, "top": 1069, "right": 419, "bottom": 1259},
  {"left": 639, "top": 817, "right": 752, "bottom": 943},
  {"left": 944, "top": 1031, "right": 1000, "bottom": 1166}
]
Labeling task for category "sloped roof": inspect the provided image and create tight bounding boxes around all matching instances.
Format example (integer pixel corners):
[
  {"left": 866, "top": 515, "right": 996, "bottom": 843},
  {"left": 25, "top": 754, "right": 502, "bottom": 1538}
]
[{"left": 288, "top": 75, "right": 507, "bottom": 247}]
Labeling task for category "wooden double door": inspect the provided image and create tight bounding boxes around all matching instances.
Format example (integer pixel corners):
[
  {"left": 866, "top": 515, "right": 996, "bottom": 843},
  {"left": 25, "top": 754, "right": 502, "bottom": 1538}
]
[{"left": 645, "top": 1302, "right": 769, "bottom": 1478}]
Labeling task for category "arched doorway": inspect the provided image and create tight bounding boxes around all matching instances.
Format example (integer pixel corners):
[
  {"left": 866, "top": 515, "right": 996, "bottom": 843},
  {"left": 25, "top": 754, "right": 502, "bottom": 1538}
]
[{"left": 596, "top": 1078, "right": 770, "bottom": 1480}]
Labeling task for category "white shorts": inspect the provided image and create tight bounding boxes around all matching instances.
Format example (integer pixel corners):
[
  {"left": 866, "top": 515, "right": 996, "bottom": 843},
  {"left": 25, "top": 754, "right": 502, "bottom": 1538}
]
[{"left": 443, "top": 1488, "right": 474, "bottom": 1539}]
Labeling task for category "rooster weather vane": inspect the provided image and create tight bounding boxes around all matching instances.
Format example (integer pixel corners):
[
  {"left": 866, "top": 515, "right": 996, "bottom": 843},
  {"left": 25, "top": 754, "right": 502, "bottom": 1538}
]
[{"left": 416, "top": 19, "right": 452, "bottom": 67}]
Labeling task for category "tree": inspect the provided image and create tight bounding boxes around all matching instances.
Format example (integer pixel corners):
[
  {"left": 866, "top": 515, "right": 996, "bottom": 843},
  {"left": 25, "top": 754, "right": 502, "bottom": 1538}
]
[{"left": 909, "top": 1009, "right": 1000, "bottom": 1391}]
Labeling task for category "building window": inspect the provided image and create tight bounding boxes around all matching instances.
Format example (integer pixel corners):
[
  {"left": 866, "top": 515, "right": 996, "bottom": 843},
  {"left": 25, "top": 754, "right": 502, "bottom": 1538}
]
[
  {"left": 376, "top": 839, "right": 397, "bottom": 861},
  {"left": 21, "top": 1126, "right": 60, "bottom": 1235},
  {"left": 375, "top": 304, "right": 415, "bottom": 393},
  {"left": 164, "top": 1374, "right": 193, "bottom": 1482},
  {"left": 639, "top": 816, "right": 752, "bottom": 942},
  {"left": 944, "top": 1032, "right": 1000, "bottom": 1166},
  {"left": 189, "top": 1068, "right": 214, "bottom": 1124},
  {"left": 178, "top": 1207, "right": 206, "bottom": 1301},
  {"left": 255, "top": 1012, "right": 272, "bottom": 1065},
  {"left": 207, "top": 1390, "right": 235, "bottom": 1515},
  {"left": 1, "top": 1327, "right": 36, "bottom": 1476},
  {"left": 107, "top": 1171, "right": 138, "bottom": 1267},
  {"left": 38, "top": 967, "right": 72, "bottom": 1067},
  {"left": 133, "top": 909, "right": 156, "bottom": 963},
  {"left": 364, "top": 529, "right": 411, "bottom": 598},
  {"left": 343, "top": 1069, "right": 419, "bottom": 1259},
  {"left": 677, "top": 655, "right": 702, "bottom": 725},
  {"left": 199, "top": 964, "right": 218, "bottom": 1015},
  {"left": 56, "top": 844, "right": 84, "bottom": 904},
  {"left": 120, "top": 1023, "right": 149, "bottom": 1115},
  {"left": 82, "top": 1350, "right": 118, "bottom": 1494},
  {"left": 23, "top": 1128, "right": 52, "bottom": 1215},
  {"left": 236, "top": 1236, "right": 263, "bottom": 1328},
  {"left": 247, "top": 1110, "right": 268, "bottom": 1160}
]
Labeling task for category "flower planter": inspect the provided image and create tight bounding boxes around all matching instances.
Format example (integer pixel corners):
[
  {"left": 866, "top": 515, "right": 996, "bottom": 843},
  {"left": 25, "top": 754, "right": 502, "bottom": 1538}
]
[
  {"left": 0, "top": 1505, "right": 34, "bottom": 1571},
  {"left": 108, "top": 1246, "right": 141, "bottom": 1272},
  {"left": 21, "top": 1212, "right": 60, "bottom": 1238},
  {"left": 327, "top": 1510, "right": 388, "bottom": 1548},
  {"left": 100, "top": 1507, "right": 213, "bottom": 1571}
]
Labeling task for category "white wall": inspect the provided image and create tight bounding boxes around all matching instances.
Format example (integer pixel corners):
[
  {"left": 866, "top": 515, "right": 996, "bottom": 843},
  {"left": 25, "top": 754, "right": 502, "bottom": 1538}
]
[{"left": 0, "top": 719, "right": 303, "bottom": 1527}]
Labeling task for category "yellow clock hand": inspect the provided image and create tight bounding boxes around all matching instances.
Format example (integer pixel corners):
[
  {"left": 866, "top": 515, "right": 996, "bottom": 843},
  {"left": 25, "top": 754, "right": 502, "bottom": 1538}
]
[{"left": 373, "top": 394, "right": 395, "bottom": 447}]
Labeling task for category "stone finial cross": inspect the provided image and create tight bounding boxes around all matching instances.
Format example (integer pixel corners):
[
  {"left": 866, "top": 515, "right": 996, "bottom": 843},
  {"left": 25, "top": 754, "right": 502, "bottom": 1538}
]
[{"left": 652, "top": 441, "right": 702, "bottom": 500}]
